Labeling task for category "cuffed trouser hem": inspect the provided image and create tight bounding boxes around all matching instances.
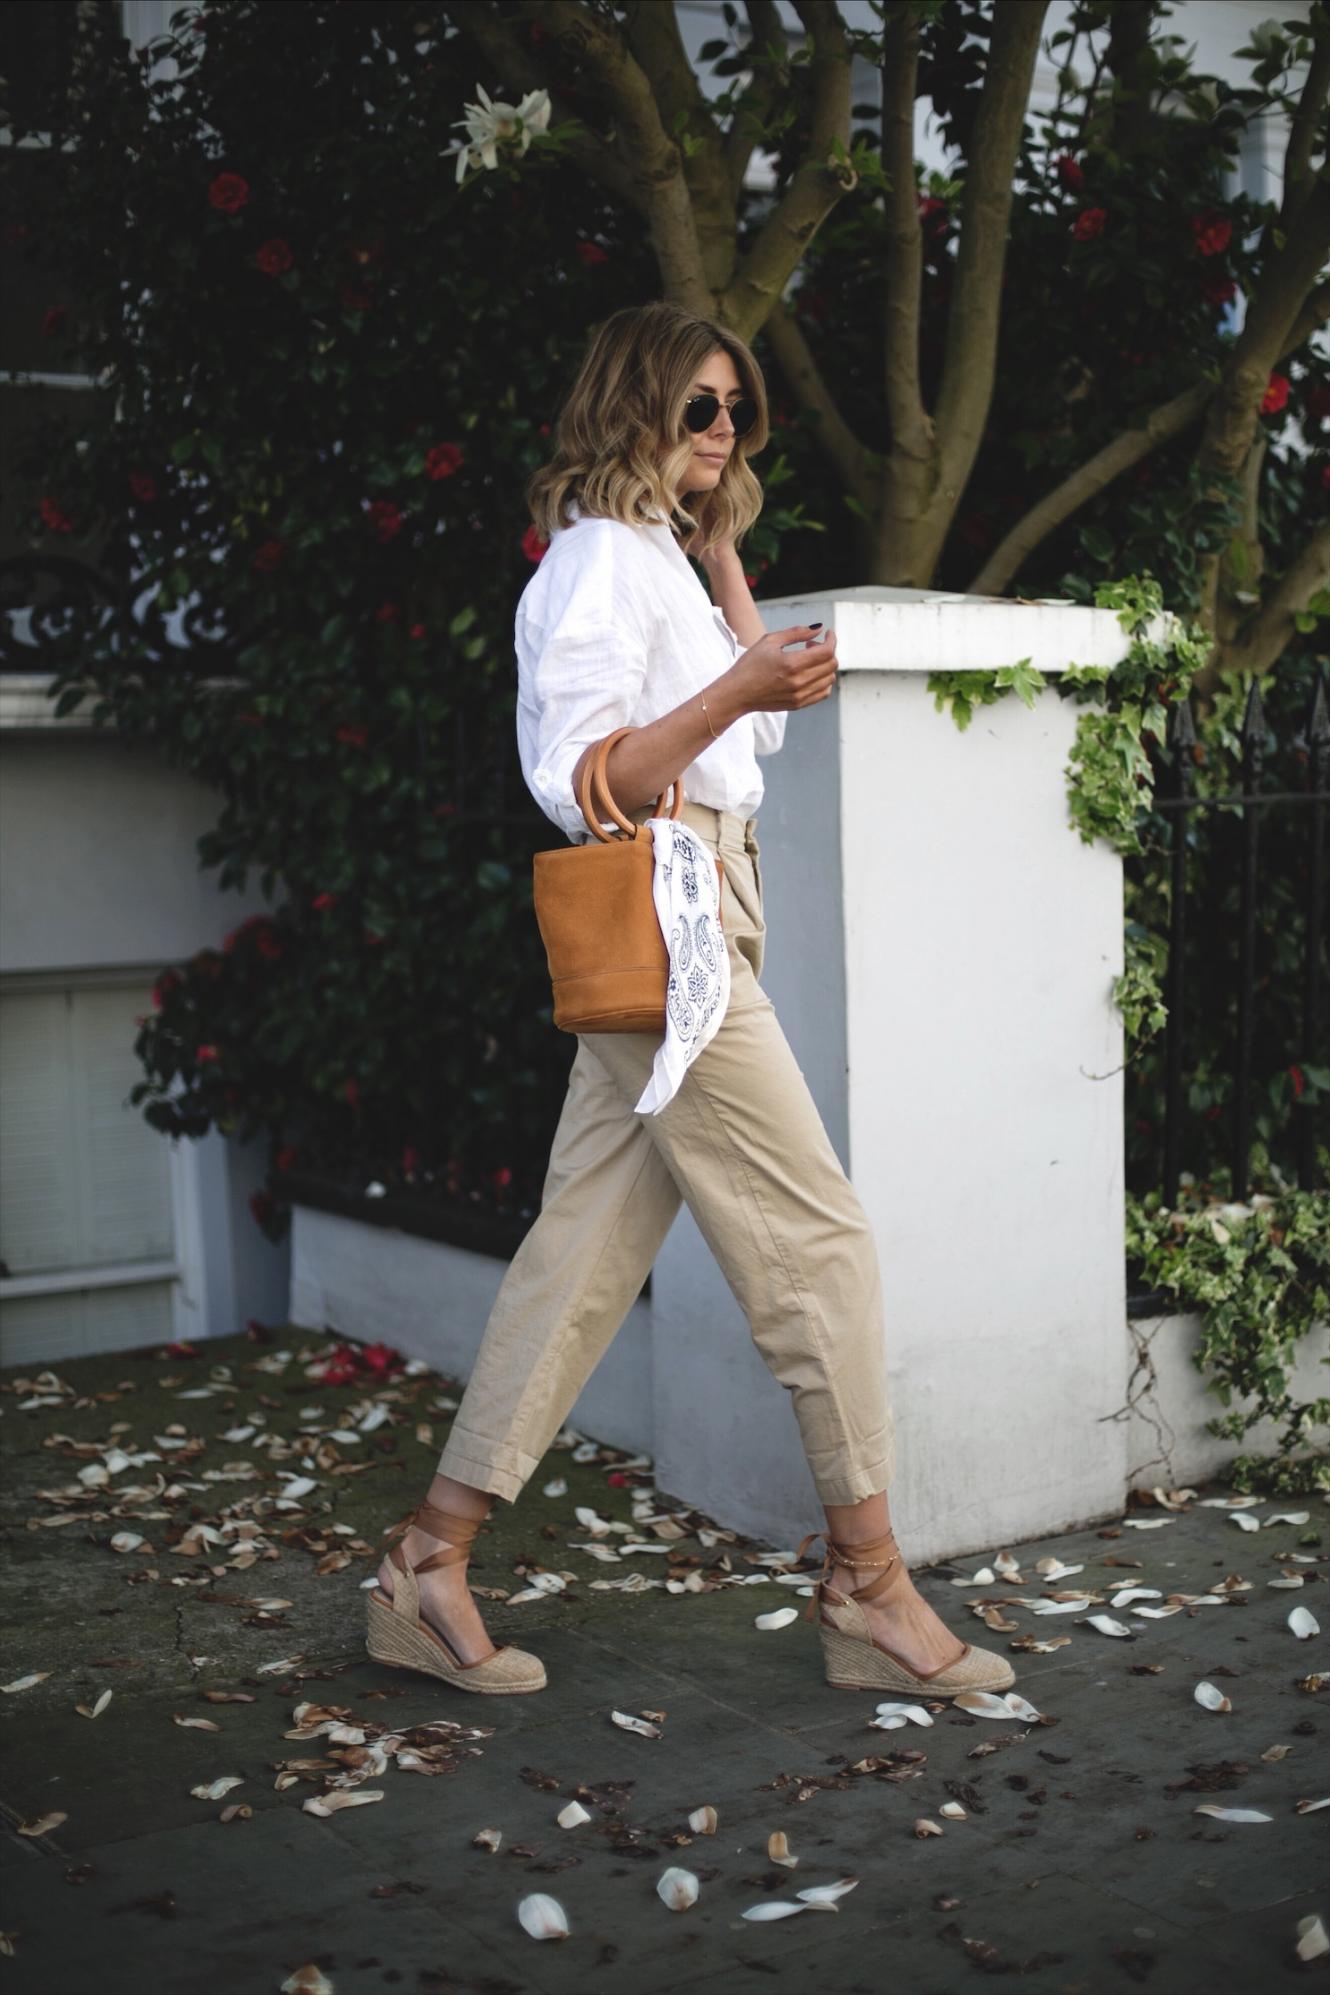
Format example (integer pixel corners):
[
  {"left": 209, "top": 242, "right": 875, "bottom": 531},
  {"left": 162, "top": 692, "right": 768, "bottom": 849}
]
[{"left": 434, "top": 1429, "right": 540, "bottom": 1506}]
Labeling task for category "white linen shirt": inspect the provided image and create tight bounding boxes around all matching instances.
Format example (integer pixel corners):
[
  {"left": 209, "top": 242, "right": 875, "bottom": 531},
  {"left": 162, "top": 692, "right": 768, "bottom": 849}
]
[{"left": 515, "top": 504, "right": 787, "bottom": 844}]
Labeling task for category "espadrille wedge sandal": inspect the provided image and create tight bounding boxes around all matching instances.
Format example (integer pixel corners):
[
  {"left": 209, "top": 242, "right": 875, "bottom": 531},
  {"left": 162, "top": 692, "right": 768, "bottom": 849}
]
[
  {"left": 794, "top": 1526, "right": 1015, "bottom": 1696},
  {"left": 366, "top": 1499, "right": 547, "bottom": 1694}
]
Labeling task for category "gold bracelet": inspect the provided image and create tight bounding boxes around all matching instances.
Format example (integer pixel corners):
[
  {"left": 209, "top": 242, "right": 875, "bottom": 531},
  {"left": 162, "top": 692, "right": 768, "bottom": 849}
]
[{"left": 700, "top": 692, "right": 718, "bottom": 740}]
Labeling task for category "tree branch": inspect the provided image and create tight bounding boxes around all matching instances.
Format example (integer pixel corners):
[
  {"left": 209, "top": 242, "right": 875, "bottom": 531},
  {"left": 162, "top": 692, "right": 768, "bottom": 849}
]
[
  {"left": 1280, "top": 7, "right": 1330, "bottom": 230},
  {"left": 880, "top": 1, "right": 928, "bottom": 466},
  {"left": 933, "top": 1, "right": 1050, "bottom": 507},
  {"left": 1223, "top": 520, "right": 1330, "bottom": 678},
  {"left": 724, "top": 0, "right": 789, "bottom": 201},
  {"left": 718, "top": 0, "right": 853, "bottom": 340},
  {"left": 967, "top": 278, "right": 1330, "bottom": 597},
  {"left": 619, "top": 0, "right": 736, "bottom": 288},
  {"left": 516, "top": 0, "right": 712, "bottom": 312},
  {"left": 763, "top": 297, "right": 878, "bottom": 516},
  {"left": 966, "top": 380, "right": 1214, "bottom": 595}
]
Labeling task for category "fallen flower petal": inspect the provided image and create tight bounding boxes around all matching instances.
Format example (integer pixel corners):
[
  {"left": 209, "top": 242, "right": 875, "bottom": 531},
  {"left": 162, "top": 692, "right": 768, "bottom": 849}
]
[
  {"left": 556, "top": 1800, "right": 591, "bottom": 1828},
  {"left": 940, "top": 1801, "right": 968, "bottom": 1820},
  {"left": 191, "top": 1776, "right": 244, "bottom": 1800},
  {"left": 1194, "top": 1681, "right": 1233, "bottom": 1713},
  {"left": 688, "top": 1805, "right": 718, "bottom": 1834},
  {"left": 517, "top": 1892, "right": 570, "bottom": 1939},
  {"left": 768, "top": 1830, "right": 798, "bottom": 1866},
  {"left": 302, "top": 1789, "right": 385, "bottom": 1816},
  {"left": 17, "top": 1812, "right": 67, "bottom": 1837},
  {"left": 754, "top": 1607, "right": 799, "bottom": 1631},
  {"left": 1193, "top": 1803, "right": 1272, "bottom": 1823},
  {"left": 1288, "top": 1606, "right": 1320, "bottom": 1639},
  {"left": 75, "top": 1689, "right": 112, "bottom": 1719},
  {"left": 610, "top": 1710, "right": 662, "bottom": 1737},
  {"left": 656, "top": 1865, "right": 699, "bottom": 1910},
  {"left": 741, "top": 1900, "right": 814, "bottom": 1920},
  {"left": 913, "top": 1818, "right": 944, "bottom": 1837},
  {"left": 1296, "top": 1915, "right": 1330, "bottom": 1963},
  {"left": 1085, "top": 1614, "right": 1134, "bottom": 1638},
  {"left": 796, "top": 1877, "right": 859, "bottom": 1904},
  {"left": 1294, "top": 1796, "right": 1330, "bottom": 1814},
  {"left": 472, "top": 1827, "right": 502, "bottom": 1852},
  {"left": 1, "top": 1673, "right": 51, "bottom": 1694},
  {"left": 280, "top": 1969, "right": 333, "bottom": 1995}
]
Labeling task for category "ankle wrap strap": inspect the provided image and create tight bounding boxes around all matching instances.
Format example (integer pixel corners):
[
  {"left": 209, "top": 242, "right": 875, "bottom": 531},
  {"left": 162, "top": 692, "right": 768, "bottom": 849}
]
[
  {"left": 385, "top": 1498, "right": 487, "bottom": 1578},
  {"left": 793, "top": 1527, "right": 904, "bottom": 1623}
]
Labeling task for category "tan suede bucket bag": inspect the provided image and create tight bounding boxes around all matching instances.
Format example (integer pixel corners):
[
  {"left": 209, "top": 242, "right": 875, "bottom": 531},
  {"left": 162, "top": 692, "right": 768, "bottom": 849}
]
[{"left": 532, "top": 726, "right": 725, "bottom": 1034}]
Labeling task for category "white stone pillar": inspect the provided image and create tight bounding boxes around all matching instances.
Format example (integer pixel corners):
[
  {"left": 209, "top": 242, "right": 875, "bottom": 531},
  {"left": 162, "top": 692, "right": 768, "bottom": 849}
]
[{"left": 650, "top": 588, "right": 1155, "bottom": 1562}]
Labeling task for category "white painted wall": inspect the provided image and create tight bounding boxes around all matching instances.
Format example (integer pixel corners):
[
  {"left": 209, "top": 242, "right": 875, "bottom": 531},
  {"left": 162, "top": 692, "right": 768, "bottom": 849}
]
[
  {"left": 291, "top": 588, "right": 1249, "bottom": 1563},
  {"left": 0, "top": 715, "right": 290, "bottom": 1351}
]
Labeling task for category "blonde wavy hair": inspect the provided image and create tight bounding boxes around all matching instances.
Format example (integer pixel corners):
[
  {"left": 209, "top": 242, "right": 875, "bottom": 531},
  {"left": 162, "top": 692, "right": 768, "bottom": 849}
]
[{"left": 526, "top": 299, "right": 769, "bottom": 559}]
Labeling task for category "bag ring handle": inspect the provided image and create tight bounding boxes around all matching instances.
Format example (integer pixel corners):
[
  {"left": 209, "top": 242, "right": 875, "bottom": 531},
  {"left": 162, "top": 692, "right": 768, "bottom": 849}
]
[{"left": 576, "top": 726, "right": 684, "bottom": 843}]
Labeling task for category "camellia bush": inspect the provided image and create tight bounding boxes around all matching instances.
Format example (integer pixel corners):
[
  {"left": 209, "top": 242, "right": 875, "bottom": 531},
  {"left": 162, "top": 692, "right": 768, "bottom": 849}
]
[{"left": 6, "top": 0, "right": 808, "bottom": 1236}]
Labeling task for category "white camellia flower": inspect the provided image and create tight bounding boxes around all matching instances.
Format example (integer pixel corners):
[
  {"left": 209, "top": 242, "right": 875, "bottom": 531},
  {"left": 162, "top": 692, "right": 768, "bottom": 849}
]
[{"left": 453, "top": 84, "right": 552, "bottom": 181}]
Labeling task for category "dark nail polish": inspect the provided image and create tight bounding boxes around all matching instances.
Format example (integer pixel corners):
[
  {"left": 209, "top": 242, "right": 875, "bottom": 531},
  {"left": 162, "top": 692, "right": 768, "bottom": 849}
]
[{"left": 809, "top": 621, "right": 823, "bottom": 629}]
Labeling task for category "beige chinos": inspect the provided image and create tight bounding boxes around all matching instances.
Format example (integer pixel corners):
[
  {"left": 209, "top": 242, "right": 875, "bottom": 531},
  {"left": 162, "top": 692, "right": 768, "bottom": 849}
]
[{"left": 435, "top": 799, "right": 896, "bottom": 1508}]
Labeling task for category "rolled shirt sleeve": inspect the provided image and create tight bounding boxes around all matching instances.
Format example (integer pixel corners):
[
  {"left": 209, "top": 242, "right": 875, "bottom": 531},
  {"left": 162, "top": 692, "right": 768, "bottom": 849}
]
[{"left": 516, "top": 525, "right": 651, "bottom": 844}]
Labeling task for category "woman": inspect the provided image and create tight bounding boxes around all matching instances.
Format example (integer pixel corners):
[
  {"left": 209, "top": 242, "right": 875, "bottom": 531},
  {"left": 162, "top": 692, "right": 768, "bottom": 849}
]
[{"left": 367, "top": 300, "right": 1015, "bottom": 1702}]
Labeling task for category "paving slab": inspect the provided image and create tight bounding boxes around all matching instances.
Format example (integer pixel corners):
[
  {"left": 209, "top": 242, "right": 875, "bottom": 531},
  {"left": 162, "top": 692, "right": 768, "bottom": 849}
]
[{"left": 1, "top": 1329, "right": 1325, "bottom": 1993}]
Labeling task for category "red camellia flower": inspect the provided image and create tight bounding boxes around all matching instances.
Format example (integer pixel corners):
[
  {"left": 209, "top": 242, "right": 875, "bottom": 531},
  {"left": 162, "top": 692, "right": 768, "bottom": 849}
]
[
  {"left": 521, "top": 523, "right": 549, "bottom": 563},
  {"left": 255, "top": 237, "right": 293, "bottom": 275},
  {"left": 275, "top": 1142, "right": 299, "bottom": 1172},
  {"left": 129, "top": 470, "right": 157, "bottom": 502},
  {"left": 1054, "top": 153, "right": 1084, "bottom": 191},
  {"left": 409, "top": 622, "right": 427, "bottom": 639},
  {"left": 312, "top": 891, "right": 338, "bottom": 911},
  {"left": 1289, "top": 1064, "right": 1306, "bottom": 1098},
  {"left": 1261, "top": 372, "right": 1290, "bottom": 416},
  {"left": 1072, "top": 207, "right": 1107, "bottom": 241},
  {"left": 361, "top": 1341, "right": 401, "bottom": 1376},
  {"left": 344, "top": 1078, "right": 360, "bottom": 1109},
  {"left": 1203, "top": 275, "right": 1237, "bottom": 307},
  {"left": 375, "top": 601, "right": 400, "bottom": 621},
  {"left": 917, "top": 194, "right": 948, "bottom": 236},
  {"left": 369, "top": 499, "right": 403, "bottom": 541},
  {"left": 1190, "top": 210, "right": 1232, "bottom": 257},
  {"left": 402, "top": 1145, "right": 421, "bottom": 1174},
  {"left": 40, "top": 304, "right": 68, "bottom": 337},
  {"left": 606, "top": 1471, "right": 630, "bottom": 1488},
  {"left": 253, "top": 537, "right": 285, "bottom": 572},
  {"left": 208, "top": 171, "right": 250, "bottom": 213},
  {"left": 1305, "top": 385, "right": 1330, "bottom": 422},
  {"left": 39, "top": 496, "right": 74, "bottom": 534},
  {"left": 424, "top": 442, "right": 464, "bottom": 479},
  {"left": 249, "top": 1189, "right": 275, "bottom": 1226},
  {"left": 322, "top": 1360, "right": 359, "bottom": 1387},
  {"left": 336, "top": 722, "right": 368, "bottom": 746},
  {"left": 196, "top": 1044, "right": 220, "bottom": 1063},
  {"left": 576, "top": 241, "right": 609, "bottom": 266}
]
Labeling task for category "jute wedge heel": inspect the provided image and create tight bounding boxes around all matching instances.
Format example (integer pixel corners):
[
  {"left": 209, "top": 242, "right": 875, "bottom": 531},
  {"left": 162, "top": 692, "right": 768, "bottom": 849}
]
[
  {"left": 794, "top": 1526, "right": 1016, "bottom": 1696},
  {"left": 366, "top": 1498, "right": 547, "bottom": 1694}
]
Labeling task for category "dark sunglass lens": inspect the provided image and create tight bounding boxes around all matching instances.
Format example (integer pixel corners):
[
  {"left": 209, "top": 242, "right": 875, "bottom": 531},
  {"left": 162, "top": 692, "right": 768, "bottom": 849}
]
[
  {"left": 729, "top": 397, "right": 758, "bottom": 437},
  {"left": 684, "top": 394, "right": 719, "bottom": 433}
]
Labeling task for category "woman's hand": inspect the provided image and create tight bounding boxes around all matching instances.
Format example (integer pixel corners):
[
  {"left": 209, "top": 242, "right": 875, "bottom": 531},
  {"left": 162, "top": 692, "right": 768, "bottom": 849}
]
[{"left": 728, "top": 624, "right": 838, "bottom": 714}]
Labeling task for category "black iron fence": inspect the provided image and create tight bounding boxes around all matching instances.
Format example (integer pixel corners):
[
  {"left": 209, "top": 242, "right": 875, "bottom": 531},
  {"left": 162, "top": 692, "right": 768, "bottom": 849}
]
[{"left": 1127, "top": 664, "right": 1328, "bottom": 1316}]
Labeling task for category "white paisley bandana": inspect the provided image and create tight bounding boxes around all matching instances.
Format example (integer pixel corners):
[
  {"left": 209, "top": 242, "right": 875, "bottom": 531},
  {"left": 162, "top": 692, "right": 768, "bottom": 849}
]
[{"left": 633, "top": 820, "right": 731, "bottom": 1115}]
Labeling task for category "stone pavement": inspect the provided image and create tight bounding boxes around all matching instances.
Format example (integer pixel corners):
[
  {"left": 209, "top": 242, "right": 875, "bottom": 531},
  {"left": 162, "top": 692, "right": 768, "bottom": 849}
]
[{"left": 0, "top": 1328, "right": 1325, "bottom": 1994}]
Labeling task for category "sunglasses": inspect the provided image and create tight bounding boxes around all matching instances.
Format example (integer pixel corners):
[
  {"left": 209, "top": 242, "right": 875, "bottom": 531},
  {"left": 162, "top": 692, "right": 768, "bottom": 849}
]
[{"left": 683, "top": 392, "right": 759, "bottom": 439}]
